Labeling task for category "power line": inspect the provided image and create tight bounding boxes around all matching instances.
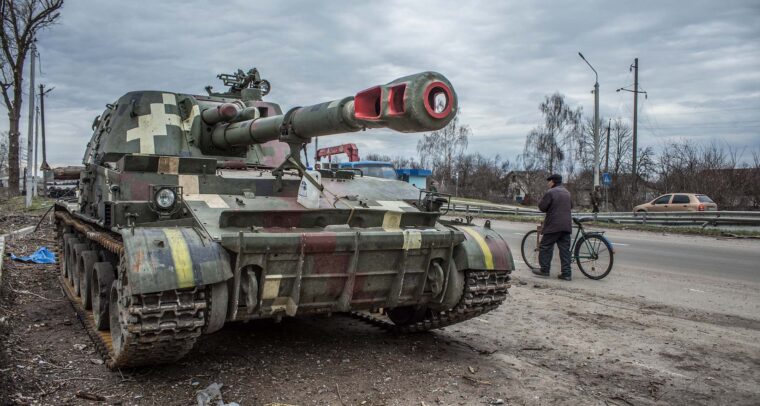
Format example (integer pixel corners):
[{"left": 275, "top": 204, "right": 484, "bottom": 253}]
[
  {"left": 641, "top": 123, "right": 760, "bottom": 130},
  {"left": 640, "top": 106, "right": 760, "bottom": 116}
]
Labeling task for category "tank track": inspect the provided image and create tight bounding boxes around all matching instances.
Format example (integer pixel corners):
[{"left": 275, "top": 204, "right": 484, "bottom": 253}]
[
  {"left": 350, "top": 270, "right": 510, "bottom": 333},
  {"left": 55, "top": 212, "right": 206, "bottom": 368}
]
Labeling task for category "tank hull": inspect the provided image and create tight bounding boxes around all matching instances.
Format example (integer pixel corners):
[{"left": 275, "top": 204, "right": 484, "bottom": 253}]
[{"left": 55, "top": 188, "right": 513, "bottom": 368}]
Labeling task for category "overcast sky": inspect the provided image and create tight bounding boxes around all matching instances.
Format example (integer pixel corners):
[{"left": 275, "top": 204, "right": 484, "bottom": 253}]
[{"left": 4, "top": 0, "right": 759, "bottom": 166}]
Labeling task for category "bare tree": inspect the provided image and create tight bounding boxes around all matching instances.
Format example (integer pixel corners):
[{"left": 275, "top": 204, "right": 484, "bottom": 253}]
[
  {"left": 0, "top": 130, "right": 8, "bottom": 181},
  {"left": 0, "top": 0, "right": 64, "bottom": 194},
  {"left": 416, "top": 116, "right": 469, "bottom": 191},
  {"left": 363, "top": 153, "right": 423, "bottom": 169},
  {"left": 363, "top": 153, "right": 392, "bottom": 162},
  {"left": 521, "top": 93, "right": 582, "bottom": 174},
  {"left": 609, "top": 119, "right": 633, "bottom": 175},
  {"left": 453, "top": 153, "right": 511, "bottom": 201},
  {"left": 748, "top": 152, "right": 760, "bottom": 209},
  {"left": 653, "top": 140, "right": 754, "bottom": 209}
]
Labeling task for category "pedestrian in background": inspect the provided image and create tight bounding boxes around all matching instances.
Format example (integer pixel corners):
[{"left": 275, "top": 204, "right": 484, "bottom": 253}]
[
  {"left": 591, "top": 186, "right": 601, "bottom": 213},
  {"left": 533, "top": 174, "right": 573, "bottom": 280}
]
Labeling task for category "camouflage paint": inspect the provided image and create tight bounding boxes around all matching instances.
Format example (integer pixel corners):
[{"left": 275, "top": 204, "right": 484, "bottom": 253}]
[
  {"left": 120, "top": 227, "right": 232, "bottom": 294},
  {"left": 451, "top": 225, "right": 515, "bottom": 271}
]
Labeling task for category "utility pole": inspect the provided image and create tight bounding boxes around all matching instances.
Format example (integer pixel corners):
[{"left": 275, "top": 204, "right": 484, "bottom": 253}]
[
  {"left": 39, "top": 84, "right": 52, "bottom": 196},
  {"left": 579, "top": 52, "right": 600, "bottom": 188},
  {"left": 25, "top": 42, "right": 37, "bottom": 207},
  {"left": 616, "top": 59, "right": 647, "bottom": 186},
  {"left": 33, "top": 106, "right": 39, "bottom": 197},
  {"left": 604, "top": 119, "right": 611, "bottom": 172},
  {"left": 632, "top": 58, "right": 638, "bottom": 180}
]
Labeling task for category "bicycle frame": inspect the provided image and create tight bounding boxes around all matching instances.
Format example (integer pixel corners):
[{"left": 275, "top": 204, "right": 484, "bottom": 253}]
[
  {"left": 534, "top": 221, "right": 613, "bottom": 263},
  {"left": 573, "top": 223, "right": 595, "bottom": 260}
]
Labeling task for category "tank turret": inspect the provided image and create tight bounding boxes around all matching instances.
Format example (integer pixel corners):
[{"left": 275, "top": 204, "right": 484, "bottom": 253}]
[
  {"left": 84, "top": 70, "right": 456, "bottom": 172},
  {"left": 204, "top": 71, "right": 457, "bottom": 150}
]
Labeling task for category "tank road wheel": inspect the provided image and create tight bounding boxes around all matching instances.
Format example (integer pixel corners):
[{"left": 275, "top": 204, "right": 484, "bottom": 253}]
[
  {"left": 91, "top": 262, "right": 114, "bottom": 330},
  {"left": 434, "top": 262, "right": 465, "bottom": 311},
  {"left": 109, "top": 279, "right": 129, "bottom": 364},
  {"left": 64, "top": 237, "right": 82, "bottom": 285},
  {"left": 60, "top": 233, "right": 76, "bottom": 279},
  {"left": 72, "top": 243, "right": 90, "bottom": 296},
  {"left": 78, "top": 251, "right": 99, "bottom": 309},
  {"left": 427, "top": 262, "right": 446, "bottom": 298},
  {"left": 66, "top": 240, "right": 83, "bottom": 287}
]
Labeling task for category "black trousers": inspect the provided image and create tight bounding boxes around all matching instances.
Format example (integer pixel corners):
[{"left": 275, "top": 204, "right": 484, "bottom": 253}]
[{"left": 539, "top": 231, "right": 572, "bottom": 275}]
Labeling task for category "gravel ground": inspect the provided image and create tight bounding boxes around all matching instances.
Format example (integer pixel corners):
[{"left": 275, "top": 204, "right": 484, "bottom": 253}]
[{"left": 1, "top": 217, "right": 759, "bottom": 405}]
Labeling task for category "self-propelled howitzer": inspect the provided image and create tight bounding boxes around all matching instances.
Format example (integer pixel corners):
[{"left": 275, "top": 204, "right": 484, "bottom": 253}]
[{"left": 55, "top": 68, "right": 514, "bottom": 368}]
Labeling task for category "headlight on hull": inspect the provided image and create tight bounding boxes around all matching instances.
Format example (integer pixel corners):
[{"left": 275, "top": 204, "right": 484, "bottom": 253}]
[
  {"left": 155, "top": 188, "right": 176, "bottom": 209},
  {"left": 149, "top": 185, "right": 182, "bottom": 215}
]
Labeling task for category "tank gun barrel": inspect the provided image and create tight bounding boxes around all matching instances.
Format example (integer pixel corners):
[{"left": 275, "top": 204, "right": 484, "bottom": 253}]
[{"left": 208, "top": 71, "right": 457, "bottom": 149}]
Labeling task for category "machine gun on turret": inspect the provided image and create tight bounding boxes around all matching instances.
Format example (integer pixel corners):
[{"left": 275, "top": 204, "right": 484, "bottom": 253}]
[{"left": 205, "top": 68, "right": 271, "bottom": 100}]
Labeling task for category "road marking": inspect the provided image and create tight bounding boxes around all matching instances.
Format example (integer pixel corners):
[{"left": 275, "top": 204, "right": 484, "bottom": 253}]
[
  {"left": 513, "top": 233, "right": 525, "bottom": 236},
  {"left": 514, "top": 259, "right": 525, "bottom": 264},
  {"left": 688, "top": 288, "right": 705, "bottom": 293},
  {"left": 611, "top": 243, "right": 629, "bottom": 246}
]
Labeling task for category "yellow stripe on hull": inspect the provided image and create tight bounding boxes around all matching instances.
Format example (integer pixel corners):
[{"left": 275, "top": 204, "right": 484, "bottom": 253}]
[
  {"left": 460, "top": 227, "right": 494, "bottom": 270},
  {"left": 163, "top": 229, "right": 195, "bottom": 288}
]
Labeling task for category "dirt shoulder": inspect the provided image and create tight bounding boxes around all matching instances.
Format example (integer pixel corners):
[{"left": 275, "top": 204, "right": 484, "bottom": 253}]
[{"left": 1, "top": 219, "right": 759, "bottom": 405}]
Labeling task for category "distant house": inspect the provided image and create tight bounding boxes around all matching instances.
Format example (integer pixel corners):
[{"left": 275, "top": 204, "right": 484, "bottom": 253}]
[
  {"left": 506, "top": 170, "right": 549, "bottom": 205},
  {"left": 395, "top": 168, "right": 432, "bottom": 189}
]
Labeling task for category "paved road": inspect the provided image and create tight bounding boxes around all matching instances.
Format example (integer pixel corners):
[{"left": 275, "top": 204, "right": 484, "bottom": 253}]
[{"left": 486, "top": 219, "right": 760, "bottom": 320}]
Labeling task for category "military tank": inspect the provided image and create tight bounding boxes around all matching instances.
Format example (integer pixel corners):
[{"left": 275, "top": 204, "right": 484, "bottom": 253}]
[{"left": 55, "top": 68, "right": 514, "bottom": 368}]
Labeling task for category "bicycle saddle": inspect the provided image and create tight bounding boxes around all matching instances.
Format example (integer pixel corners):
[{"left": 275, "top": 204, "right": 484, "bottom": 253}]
[{"left": 573, "top": 217, "right": 593, "bottom": 225}]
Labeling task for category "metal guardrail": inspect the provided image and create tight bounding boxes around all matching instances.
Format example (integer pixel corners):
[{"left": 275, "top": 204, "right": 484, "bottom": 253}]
[{"left": 450, "top": 204, "right": 760, "bottom": 227}]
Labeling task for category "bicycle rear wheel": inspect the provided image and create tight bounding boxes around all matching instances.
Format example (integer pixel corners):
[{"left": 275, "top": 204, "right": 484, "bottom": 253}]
[
  {"left": 520, "top": 230, "right": 541, "bottom": 270},
  {"left": 574, "top": 234, "right": 613, "bottom": 279}
]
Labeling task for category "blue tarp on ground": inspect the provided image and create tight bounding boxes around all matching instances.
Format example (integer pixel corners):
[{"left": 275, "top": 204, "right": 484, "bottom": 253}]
[{"left": 10, "top": 246, "right": 56, "bottom": 264}]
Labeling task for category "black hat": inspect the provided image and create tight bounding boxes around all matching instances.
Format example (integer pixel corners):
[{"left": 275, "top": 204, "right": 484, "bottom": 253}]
[{"left": 546, "top": 174, "right": 562, "bottom": 184}]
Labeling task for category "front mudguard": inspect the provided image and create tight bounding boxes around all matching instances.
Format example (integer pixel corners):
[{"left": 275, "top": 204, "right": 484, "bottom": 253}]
[
  {"left": 120, "top": 227, "right": 233, "bottom": 294},
  {"left": 450, "top": 225, "right": 515, "bottom": 271}
]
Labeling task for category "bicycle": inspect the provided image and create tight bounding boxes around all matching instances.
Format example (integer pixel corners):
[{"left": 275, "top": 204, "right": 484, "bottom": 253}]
[{"left": 520, "top": 217, "right": 614, "bottom": 280}]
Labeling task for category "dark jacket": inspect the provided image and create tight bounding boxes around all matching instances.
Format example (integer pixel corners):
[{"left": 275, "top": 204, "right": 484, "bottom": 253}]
[{"left": 538, "top": 185, "right": 572, "bottom": 234}]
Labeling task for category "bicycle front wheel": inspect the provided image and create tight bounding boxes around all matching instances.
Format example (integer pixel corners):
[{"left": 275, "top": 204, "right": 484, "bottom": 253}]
[
  {"left": 574, "top": 234, "right": 614, "bottom": 280},
  {"left": 520, "top": 230, "right": 541, "bottom": 270}
]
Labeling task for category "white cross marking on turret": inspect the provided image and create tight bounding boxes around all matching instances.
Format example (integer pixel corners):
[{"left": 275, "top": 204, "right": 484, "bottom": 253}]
[{"left": 126, "top": 93, "right": 181, "bottom": 154}]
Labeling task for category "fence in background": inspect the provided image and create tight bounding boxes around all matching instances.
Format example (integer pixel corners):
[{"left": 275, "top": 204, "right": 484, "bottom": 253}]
[{"left": 450, "top": 204, "right": 760, "bottom": 227}]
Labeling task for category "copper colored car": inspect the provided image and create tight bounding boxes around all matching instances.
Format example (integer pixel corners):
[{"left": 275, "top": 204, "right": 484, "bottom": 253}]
[{"left": 633, "top": 193, "right": 717, "bottom": 213}]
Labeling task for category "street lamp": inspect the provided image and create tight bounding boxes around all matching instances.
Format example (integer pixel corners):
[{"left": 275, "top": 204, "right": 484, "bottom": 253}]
[{"left": 578, "top": 52, "right": 600, "bottom": 189}]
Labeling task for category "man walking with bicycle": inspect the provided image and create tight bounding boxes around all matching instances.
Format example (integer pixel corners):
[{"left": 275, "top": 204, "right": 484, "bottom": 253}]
[{"left": 533, "top": 174, "right": 573, "bottom": 281}]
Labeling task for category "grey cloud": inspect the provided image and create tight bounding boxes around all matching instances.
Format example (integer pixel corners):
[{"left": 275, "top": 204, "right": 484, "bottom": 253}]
[{"left": 2, "top": 0, "right": 758, "bottom": 166}]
